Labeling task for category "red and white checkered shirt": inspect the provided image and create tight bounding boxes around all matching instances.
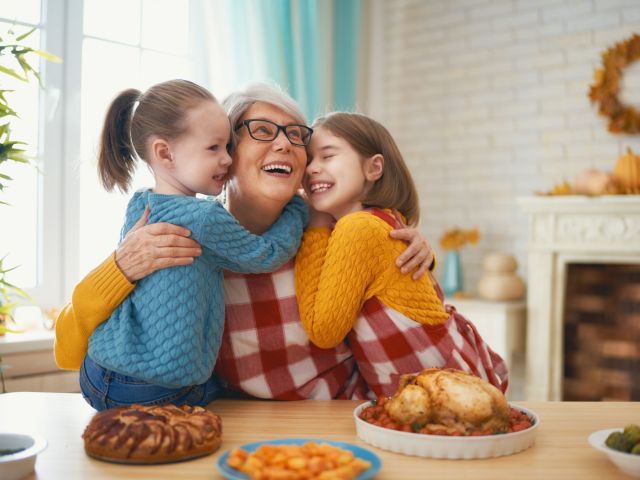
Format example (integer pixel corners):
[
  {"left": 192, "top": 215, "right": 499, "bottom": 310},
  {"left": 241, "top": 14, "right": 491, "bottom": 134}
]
[
  {"left": 349, "top": 298, "right": 509, "bottom": 397},
  {"left": 216, "top": 262, "right": 369, "bottom": 400},
  {"left": 349, "top": 209, "right": 509, "bottom": 397},
  {"left": 215, "top": 210, "right": 508, "bottom": 400}
]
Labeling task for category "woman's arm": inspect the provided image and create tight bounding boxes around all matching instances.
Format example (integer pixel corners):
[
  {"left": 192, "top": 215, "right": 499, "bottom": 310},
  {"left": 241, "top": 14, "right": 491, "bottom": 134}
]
[
  {"left": 116, "top": 206, "right": 202, "bottom": 281},
  {"left": 54, "top": 253, "right": 134, "bottom": 369},
  {"left": 389, "top": 228, "right": 435, "bottom": 279},
  {"left": 54, "top": 210, "right": 201, "bottom": 369}
]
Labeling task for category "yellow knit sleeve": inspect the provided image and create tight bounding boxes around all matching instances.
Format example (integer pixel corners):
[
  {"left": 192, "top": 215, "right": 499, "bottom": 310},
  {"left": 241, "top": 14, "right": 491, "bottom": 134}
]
[
  {"left": 295, "top": 213, "right": 389, "bottom": 348},
  {"left": 295, "top": 227, "right": 330, "bottom": 344},
  {"left": 54, "top": 253, "right": 135, "bottom": 370}
]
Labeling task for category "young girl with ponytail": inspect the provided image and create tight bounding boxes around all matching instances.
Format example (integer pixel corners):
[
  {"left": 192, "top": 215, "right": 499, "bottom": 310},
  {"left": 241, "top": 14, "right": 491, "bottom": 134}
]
[{"left": 78, "top": 80, "right": 308, "bottom": 410}]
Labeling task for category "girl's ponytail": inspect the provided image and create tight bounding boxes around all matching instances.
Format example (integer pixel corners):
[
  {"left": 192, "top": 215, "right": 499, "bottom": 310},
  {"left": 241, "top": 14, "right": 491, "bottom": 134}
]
[
  {"left": 97, "top": 89, "right": 141, "bottom": 193},
  {"left": 97, "top": 80, "right": 215, "bottom": 193}
]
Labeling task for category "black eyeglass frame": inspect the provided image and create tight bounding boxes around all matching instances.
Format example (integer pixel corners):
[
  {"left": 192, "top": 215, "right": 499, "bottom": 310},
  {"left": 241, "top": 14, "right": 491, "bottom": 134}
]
[{"left": 235, "top": 119, "right": 313, "bottom": 147}]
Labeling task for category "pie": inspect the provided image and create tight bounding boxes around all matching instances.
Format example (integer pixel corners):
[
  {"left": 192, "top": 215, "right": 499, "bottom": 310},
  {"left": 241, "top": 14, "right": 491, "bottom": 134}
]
[{"left": 82, "top": 403, "right": 222, "bottom": 464}]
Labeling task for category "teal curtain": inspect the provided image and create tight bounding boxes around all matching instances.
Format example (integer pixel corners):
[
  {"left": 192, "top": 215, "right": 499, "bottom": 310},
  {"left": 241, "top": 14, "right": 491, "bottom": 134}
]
[
  {"left": 218, "top": 0, "right": 362, "bottom": 122},
  {"left": 332, "top": 0, "right": 360, "bottom": 112}
]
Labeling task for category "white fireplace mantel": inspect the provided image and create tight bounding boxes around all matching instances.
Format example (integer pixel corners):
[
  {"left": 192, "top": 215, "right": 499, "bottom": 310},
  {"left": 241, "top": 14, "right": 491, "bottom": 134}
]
[{"left": 517, "top": 195, "right": 640, "bottom": 401}]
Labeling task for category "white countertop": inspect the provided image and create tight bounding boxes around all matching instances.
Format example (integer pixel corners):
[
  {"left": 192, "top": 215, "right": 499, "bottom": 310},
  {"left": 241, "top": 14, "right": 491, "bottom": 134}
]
[
  {"left": 0, "top": 329, "right": 55, "bottom": 354},
  {"left": 445, "top": 297, "right": 526, "bottom": 314}
]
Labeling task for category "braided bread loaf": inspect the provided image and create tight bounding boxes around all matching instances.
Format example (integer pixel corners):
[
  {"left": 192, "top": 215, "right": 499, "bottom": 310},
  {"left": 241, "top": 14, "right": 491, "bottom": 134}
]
[{"left": 83, "top": 404, "right": 222, "bottom": 464}]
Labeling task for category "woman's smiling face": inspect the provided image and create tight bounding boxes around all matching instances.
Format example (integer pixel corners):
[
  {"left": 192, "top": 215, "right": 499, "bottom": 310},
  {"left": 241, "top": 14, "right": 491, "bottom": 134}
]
[{"left": 227, "top": 102, "right": 307, "bottom": 206}]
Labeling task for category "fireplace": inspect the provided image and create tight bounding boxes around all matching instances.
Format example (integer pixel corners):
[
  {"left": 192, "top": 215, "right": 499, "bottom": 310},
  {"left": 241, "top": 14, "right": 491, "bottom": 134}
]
[
  {"left": 563, "top": 263, "right": 640, "bottom": 401},
  {"left": 518, "top": 196, "right": 640, "bottom": 401}
]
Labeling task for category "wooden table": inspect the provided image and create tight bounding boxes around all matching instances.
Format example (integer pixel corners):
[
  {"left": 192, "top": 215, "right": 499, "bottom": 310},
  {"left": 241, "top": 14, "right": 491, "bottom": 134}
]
[{"left": 0, "top": 392, "right": 636, "bottom": 479}]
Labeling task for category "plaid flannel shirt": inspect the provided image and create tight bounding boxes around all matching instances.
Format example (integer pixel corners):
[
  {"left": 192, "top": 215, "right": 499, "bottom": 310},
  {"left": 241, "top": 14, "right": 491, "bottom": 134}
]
[
  {"left": 215, "top": 211, "right": 508, "bottom": 400},
  {"left": 350, "top": 209, "right": 509, "bottom": 397},
  {"left": 216, "top": 262, "right": 369, "bottom": 400},
  {"left": 349, "top": 298, "right": 509, "bottom": 397}
]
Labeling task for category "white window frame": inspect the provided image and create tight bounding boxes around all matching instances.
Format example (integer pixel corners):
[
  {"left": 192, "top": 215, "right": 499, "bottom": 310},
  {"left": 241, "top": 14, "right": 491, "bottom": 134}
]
[
  {"left": 43, "top": 1, "right": 82, "bottom": 307},
  {"left": 19, "top": 0, "right": 208, "bottom": 308}
]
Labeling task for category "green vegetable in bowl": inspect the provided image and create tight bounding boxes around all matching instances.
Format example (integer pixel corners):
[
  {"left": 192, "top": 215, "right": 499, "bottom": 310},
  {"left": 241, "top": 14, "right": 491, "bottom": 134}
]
[
  {"left": 606, "top": 424, "right": 640, "bottom": 454},
  {"left": 606, "top": 431, "right": 637, "bottom": 453},
  {"left": 624, "top": 424, "right": 640, "bottom": 445}
]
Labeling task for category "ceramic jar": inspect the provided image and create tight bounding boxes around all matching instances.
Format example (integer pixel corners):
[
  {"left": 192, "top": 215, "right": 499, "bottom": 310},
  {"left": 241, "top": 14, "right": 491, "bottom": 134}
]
[{"left": 477, "top": 253, "right": 525, "bottom": 301}]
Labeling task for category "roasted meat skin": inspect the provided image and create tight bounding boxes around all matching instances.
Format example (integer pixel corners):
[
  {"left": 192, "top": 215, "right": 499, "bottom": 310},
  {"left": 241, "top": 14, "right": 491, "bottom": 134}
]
[{"left": 384, "top": 368, "right": 510, "bottom": 434}]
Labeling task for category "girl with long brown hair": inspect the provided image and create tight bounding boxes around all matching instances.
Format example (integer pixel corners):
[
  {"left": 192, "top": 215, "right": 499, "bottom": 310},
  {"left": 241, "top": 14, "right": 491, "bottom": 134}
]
[{"left": 295, "top": 112, "right": 508, "bottom": 397}]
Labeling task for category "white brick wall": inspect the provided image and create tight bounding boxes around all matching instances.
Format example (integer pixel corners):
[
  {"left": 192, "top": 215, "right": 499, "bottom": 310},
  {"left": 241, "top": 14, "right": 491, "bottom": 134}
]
[{"left": 371, "top": 0, "right": 640, "bottom": 292}]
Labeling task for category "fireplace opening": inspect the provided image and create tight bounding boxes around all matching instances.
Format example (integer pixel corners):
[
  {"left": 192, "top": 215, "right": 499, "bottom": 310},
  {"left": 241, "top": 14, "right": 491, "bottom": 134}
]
[{"left": 562, "top": 263, "right": 640, "bottom": 401}]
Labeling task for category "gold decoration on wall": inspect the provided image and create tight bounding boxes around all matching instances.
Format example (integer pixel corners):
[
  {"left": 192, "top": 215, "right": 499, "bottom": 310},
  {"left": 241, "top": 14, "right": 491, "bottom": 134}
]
[{"left": 589, "top": 33, "right": 640, "bottom": 134}]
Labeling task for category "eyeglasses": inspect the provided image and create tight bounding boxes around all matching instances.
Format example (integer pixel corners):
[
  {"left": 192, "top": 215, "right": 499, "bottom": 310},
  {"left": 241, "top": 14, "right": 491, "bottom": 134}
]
[{"left": 235, "top": 119, "right": 313, "bottom": 147}]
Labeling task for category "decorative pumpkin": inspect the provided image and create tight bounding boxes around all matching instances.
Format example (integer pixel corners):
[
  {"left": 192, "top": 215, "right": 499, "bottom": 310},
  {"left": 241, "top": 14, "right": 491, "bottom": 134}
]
[
  {"left": 613, "top": 148, "right": 640, "bottom": 194},
  {"left": 572, "top": 169, "right": 617, "bottom": 196}
]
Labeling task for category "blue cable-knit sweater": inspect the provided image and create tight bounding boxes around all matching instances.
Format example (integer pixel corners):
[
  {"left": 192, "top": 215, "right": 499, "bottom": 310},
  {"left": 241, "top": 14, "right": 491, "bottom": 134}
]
[{"left": 88, "top": 190, "right": 308, "bottom": 388}]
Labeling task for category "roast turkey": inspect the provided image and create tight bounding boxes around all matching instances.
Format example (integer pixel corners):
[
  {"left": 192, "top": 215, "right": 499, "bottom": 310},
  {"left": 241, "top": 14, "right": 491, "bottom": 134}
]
[{"left": 384, "top": 368, "right": 510, "bottom": 434}]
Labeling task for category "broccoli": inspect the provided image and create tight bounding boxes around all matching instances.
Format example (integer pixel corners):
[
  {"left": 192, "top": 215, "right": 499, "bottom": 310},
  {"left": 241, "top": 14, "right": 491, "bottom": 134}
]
[{"left": 632, "top": 443, "right": 640, "bottom": 455}]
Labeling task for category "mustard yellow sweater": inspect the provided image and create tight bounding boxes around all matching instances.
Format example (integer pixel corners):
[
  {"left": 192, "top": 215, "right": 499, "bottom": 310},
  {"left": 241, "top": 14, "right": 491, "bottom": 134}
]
[
  {"left": 294, "top": 210, "right": 449, "bottom": 349},
  {"left": 54, "top": 253, "right": 134, "bottom": 370}
]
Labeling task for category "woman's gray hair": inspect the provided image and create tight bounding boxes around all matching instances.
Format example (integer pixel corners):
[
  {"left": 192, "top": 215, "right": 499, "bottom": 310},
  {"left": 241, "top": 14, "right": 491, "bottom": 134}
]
[{"left": 223, "top": 83, "right": 307, "bottom": 139}]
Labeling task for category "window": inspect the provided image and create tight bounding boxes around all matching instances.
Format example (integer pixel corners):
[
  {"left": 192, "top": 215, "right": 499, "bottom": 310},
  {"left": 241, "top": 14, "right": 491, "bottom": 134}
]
[
  {"left": 78, "top": 0, "right": 194, "bottom": 282},
  {"left": 1, "top": 3, "right": 41, "bottom": 291},
  {"left": 3, "top": 0, "right": 203, "bottom": 309}
]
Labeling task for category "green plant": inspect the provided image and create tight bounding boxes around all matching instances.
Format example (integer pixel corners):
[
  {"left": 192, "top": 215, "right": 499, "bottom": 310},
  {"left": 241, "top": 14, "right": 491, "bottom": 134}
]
[
  {"left": 1, "top": 26, "right": 61, "bottom": 198},
  {"left": 0, "top": 255, "right": 30, "bottom": 333},
  {"left": 0, "top": 25, "right": 60, "bottom": 391},
  {"left": 0, "top": 25, "right": 60, "bottom": 329},
  {"left": 0, "top": 255, "right": 31, "bottom": 392}
]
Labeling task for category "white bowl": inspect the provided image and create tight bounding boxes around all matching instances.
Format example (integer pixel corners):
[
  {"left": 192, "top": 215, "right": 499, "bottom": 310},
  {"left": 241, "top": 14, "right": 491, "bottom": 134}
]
[
  {"left": 588, "top": 428, "right": 640, "bottom": 478},
  {"left": 0, "top": 433, "right": 47, "bottom": 480},
  {"left": 354, "top": 402, "right": 539, "bottom": 459}
]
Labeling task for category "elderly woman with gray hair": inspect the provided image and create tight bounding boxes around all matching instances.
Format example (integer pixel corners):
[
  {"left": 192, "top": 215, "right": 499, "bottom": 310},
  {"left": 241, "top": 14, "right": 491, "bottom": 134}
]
[{"left": 55, "top": 83, "right": 504, "bottom": 405}]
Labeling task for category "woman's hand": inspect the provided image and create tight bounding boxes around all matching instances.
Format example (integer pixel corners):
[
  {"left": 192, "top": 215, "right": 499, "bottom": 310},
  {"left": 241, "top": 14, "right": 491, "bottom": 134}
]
[
  {"left": 389, "top": 227, "right": 435, "bottom": 280},
  {"left": 115, "top": 206, "right": 202, "bottom": 282}
]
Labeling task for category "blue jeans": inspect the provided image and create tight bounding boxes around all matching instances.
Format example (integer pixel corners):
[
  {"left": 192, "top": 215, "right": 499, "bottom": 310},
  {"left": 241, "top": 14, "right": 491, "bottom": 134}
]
[{"left": 79, "top": 355, "right": 224, "bottom": 411}]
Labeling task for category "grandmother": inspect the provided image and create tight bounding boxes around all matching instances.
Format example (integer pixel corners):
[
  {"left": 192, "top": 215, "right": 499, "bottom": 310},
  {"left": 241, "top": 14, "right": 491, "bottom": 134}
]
[{"left": 55, "top": 83, "right": 506, "bottom": 401}]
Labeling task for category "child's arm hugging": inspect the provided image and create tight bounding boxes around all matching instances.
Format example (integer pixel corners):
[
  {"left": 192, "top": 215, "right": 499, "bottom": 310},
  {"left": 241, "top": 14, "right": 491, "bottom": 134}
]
[{"left": 196, "top": 195, "right": 309, "bottom": 273}]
